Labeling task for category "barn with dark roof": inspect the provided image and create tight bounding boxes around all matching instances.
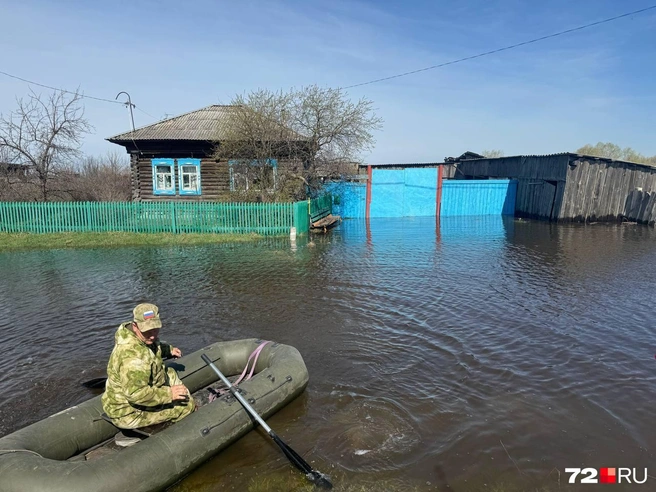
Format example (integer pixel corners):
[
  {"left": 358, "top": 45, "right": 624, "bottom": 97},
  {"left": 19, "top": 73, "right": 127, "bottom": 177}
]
[{"left": 443, "top": 152, "right": 656, "bottom": 223}]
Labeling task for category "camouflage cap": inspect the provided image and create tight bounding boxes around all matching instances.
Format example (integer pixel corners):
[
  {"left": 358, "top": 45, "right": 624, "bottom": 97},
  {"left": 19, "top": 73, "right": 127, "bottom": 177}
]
[{"left": 133, "top": 303, "right": 162, "bottom": 332}]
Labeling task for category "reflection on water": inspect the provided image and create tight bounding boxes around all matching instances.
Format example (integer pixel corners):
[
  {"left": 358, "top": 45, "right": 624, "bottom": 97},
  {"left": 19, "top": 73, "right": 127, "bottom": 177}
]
[{"left": 1, "top": 216, "right": 655, "bottom": 491}]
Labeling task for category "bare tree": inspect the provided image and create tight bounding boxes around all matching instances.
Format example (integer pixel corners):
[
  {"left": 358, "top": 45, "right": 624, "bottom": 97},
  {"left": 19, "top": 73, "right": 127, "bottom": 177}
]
[
  {"left": 215, "top": 86, "right": 382, "bottom": 201},
  {"left": 481, "top": 149, "right": 505, "bottom": 158},
  {"left": 0, "top": 89, "right": 92, "bottom": 201},
  {"left": 0, "top": 146, "right": 22, "bottom": 200},
  {"left": 64, "top": 151, "right": 131, "bottom": 201}
]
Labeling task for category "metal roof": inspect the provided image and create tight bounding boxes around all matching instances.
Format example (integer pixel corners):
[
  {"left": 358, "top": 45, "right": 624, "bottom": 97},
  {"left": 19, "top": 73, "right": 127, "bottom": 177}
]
[
  {"left": 571, "top": 153, "right": 656, "bottom": 169},
  {"left": 107, "top": 105, "right": 307, "bottom": 143},
  {"left": 362, "top": 153, "right": 656, "bottom": 170},
  {"left": 359, "top": 162, "right": 443, "bottom": 168},
  {"left": 458, "top": 152, "right": 656, "bottom": 169}
]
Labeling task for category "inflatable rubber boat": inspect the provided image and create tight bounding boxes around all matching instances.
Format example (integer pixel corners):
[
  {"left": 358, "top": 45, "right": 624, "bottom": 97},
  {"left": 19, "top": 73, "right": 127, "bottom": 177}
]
[{"left": 0, "top": 339, "right": 309, "bottom": 492}]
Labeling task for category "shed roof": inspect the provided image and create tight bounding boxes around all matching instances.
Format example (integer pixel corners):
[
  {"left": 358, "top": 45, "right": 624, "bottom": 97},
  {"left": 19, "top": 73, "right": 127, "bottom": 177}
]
[
  {"left": 359, "top": 162, "right": 443, "bottom": 168},
  {"left": 360, "top": 152, "right": 656, "bottom": 170},
  {"left": 454, "top": 152, "right": 656, "bottom": 170},
  {"left": 107, "top": 105, "right": 306, "bottom": 144}
]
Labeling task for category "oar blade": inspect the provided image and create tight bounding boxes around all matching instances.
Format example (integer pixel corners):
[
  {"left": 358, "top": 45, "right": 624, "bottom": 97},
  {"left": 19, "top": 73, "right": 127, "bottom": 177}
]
[
  {"left": 271, "top": 433, "right": 333, "bottom": 489},
  {"left": 306, "top": 470, "right": 333, "bottom": 489}
]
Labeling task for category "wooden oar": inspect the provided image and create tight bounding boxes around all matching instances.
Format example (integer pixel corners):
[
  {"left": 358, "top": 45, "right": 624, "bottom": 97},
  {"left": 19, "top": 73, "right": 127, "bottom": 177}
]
[{"left": 200, "top": 354, "right": 332, "bottom": 489}]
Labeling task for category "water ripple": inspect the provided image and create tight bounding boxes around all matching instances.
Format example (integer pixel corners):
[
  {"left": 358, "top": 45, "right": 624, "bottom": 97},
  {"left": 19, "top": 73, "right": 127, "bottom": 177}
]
[{"left": 1, "top": 217, "right": 656, "bottom": 491}]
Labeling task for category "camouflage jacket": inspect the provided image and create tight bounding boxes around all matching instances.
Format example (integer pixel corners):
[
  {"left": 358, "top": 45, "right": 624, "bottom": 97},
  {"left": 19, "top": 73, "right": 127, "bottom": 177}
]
[{"left": 101, "top": 322, "right": 174, "bottom": 419}]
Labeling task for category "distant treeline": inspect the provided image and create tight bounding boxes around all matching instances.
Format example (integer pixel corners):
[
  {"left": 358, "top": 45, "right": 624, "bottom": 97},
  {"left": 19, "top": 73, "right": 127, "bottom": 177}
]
[
  {"left": 480, "top": 143, "right": 656, "bottom": 165},
  {"left": 575, "top": 142, "right": 656, "bottom": 165}
]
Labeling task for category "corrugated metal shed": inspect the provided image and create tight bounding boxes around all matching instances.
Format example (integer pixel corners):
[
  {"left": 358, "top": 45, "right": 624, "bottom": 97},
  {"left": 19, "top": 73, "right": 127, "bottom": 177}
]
[
  {"left": 449, "top": 152, "right": 656, "bottom": 223},
  {"left": 352, "top": 152, "right": 656, "bottom": 223}
]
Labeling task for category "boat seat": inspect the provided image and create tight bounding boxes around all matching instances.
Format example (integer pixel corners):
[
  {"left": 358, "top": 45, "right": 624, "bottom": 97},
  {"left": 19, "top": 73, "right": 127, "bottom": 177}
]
[
  {"left": 99, "top": 413, "right": 173, "bottom": 438},
  {"left": 1, "top": 338, "right": 310, "bottom": 489},
  {"left": 71, "top": 415, "right": 161, "bottom": 457}
]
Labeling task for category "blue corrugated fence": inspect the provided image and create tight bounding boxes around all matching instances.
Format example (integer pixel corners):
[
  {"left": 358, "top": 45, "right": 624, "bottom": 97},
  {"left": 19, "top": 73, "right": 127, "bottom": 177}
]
[
  {"left": 327, "top": 170, "right": 517, "bottom": 218},
  {"left": 441, "top": 180, "right": 517, "bottom": 216}
]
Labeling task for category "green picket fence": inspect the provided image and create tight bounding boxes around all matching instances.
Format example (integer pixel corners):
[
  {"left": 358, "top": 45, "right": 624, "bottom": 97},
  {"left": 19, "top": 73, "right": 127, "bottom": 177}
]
[
  {"left": 309, "top": 194, "right": 332, "bottom": 221},
  {"left": 0, "top": 199, "right": 332, "bottom": 236}
]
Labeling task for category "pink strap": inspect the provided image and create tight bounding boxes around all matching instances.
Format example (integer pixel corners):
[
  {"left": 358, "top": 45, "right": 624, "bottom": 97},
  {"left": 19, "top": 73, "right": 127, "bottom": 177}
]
[
  {"left": 233, "top": 341, "right": 270, "bottom": 386},
  {"left": 209, "top": 341, "right": 270, "bottom": 402}
]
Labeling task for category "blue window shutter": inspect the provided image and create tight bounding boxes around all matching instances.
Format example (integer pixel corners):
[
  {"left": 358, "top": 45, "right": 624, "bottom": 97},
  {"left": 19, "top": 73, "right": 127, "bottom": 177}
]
[
  {"left": 177, "top": 158, "right": 201, "bottom": 196},
  {"left": 152, "top": 159, "right": 176, "bottom": 196}
]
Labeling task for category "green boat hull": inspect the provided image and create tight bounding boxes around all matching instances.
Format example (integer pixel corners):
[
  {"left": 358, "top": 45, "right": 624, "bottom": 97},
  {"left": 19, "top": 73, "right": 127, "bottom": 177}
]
[{"left": 0, "top": 339, "right": 309, "bottom": 492}]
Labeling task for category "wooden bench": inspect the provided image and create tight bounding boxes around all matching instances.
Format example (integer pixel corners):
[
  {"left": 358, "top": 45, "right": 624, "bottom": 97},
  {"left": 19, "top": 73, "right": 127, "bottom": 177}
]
[{"left": 310, "top": 208, "right": 341, "bottom": 232}]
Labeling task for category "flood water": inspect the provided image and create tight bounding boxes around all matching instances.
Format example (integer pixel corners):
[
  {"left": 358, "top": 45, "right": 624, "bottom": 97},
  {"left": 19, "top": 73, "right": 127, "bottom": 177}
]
[{"left": 1, "top": 216, "right": 655, "bottom": 491}]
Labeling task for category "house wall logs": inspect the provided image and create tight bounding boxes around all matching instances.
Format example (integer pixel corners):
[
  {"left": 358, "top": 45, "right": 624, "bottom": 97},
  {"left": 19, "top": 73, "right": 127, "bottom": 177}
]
[{"left": 127, "top": 141, "right": 304, "bottom": 202}]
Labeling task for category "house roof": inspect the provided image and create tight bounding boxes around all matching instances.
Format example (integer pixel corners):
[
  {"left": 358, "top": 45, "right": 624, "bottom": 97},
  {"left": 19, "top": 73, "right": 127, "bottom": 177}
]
[
  {"left": 107, "top": 105, "right": 307, "bottom": 144},
  {"left": 0, "top": 162, "right": 32, "bottom": 169},
  {"left": 107, "top": 105, "right": 238, "bottom": 143}
]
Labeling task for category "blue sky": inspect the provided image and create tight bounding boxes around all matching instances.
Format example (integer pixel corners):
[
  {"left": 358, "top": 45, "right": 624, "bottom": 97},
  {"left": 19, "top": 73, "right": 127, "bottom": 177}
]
[{"left": 1, "top": 0, "right": 654, "bottom": 163}]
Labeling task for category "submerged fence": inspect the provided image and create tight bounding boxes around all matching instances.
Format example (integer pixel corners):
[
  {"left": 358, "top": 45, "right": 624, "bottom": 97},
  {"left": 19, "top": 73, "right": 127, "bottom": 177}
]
[
  {"left": 327, "top": 176, "right": 517, "bottom": 219},
  {"left": 309, "top": 194, "right": 332, "bottom": 221},
  {"left": 0, "top": 199, "right": 331, "bottom": 236}
]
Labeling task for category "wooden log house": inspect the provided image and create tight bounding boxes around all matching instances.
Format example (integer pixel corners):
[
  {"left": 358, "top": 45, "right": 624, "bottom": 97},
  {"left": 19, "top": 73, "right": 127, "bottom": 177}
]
[{"left": 107, "top": 105, "right": 308, "bottom": 202}]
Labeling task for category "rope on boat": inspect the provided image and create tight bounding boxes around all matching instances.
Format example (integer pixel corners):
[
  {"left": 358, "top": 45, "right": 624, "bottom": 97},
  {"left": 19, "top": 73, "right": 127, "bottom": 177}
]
[{"left": 208, "top": 341, "right": 270, "bottom": 402}]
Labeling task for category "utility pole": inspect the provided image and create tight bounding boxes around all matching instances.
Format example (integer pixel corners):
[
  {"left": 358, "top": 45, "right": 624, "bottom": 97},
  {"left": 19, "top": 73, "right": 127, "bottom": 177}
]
[{"left": 115, "top": 91, "right": 136, "bottom": 133}]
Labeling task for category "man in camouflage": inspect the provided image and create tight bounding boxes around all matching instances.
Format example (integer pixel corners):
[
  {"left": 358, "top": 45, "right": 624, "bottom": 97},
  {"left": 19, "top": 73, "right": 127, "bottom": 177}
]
[{"left": 101, "top": 303, "right": 195, "bottom": 429}]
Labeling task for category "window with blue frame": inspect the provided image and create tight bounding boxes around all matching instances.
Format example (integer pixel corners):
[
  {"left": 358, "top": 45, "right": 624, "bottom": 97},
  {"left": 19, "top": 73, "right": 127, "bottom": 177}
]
[
  {"left": 152, "top": 159, "right": 175, "bottom": 195},
  {"left": 229, "top": 159, "right": 278, "bottom": 192},
  {"left": 178, "top": 158, "right": 201, "bottom": 195}
]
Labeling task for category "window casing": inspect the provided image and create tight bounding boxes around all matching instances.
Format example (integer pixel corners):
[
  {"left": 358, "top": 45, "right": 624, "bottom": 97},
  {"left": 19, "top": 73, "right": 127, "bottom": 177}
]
[
  {"left": 152, "top": 159, "right": 175, "bottom": 195},
  {"left": 229, "top": 159, "right": 278, "bottom": 192},
  {"left": 178, "top": 159, "right": 201, "bottom": 195}
]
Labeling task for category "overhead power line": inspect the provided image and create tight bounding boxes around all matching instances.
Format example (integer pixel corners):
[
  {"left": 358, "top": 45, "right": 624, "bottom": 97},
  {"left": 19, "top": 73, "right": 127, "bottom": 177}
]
[
  {"left": 0, "top": 69, "right": 123, "bottom": 104},
  {"left": 135, "top": 106, "right": 158, "bottom": 120},
  {"left": 0, "top": 69, "right": 161, "bottom": 120},
  {"left": 3, "top": 5, "right": 654, "bottom": 109},
  {"left": 342, "top": 5, "right": 656, "bottom": 89}
]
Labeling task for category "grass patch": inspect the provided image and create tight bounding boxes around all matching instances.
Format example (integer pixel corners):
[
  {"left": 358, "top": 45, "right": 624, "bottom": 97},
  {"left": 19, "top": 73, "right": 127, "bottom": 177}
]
[{"left": 0, "top": 232, "right": 262, "bottom": 251}]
